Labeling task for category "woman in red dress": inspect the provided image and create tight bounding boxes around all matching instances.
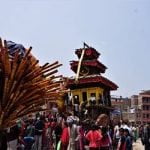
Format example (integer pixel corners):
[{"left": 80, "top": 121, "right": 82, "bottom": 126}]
[
  {"left": 86, "top": 124, "right": 102, "bottom": 150},
  {"left": 60, "top": 121, "right": 69, "bottom": 150}
]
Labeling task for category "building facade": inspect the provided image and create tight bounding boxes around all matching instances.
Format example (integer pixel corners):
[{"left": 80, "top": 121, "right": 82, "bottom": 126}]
[
  {"left": 111, "top": 96, "right": 133, "bottom": 122},
  {"left": 121, "top": 91, "right": 150, "bottom": 125},
  {"left": 138, "top": 91, "right": 150, "bottom": 124},
  {"left": 112, "top": 92, "right": 150, "bottom": 125}
]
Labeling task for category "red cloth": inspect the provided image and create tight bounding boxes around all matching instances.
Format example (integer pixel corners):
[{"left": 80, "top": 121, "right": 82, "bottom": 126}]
[
  {"left": 117, "top": 137, "right": 126, "bottom": 150},
  {"left": 42, "top": 122, "right": 50, "bottom": 145},
  {"left": 86, "top": 130, "right": 102, "bottom": 148},
  {"left": 51, "top": 122, "right": 56, "bottom": 130},
  {"left": 100, "top": 135, "right": 110, "bottom": 147},
  {"left": 60, "top": 127, "right": 69, "bottom": 145}
]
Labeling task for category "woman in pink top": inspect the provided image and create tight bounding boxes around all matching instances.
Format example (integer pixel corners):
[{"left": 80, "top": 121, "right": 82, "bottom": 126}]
[
  {"left": 86, "top": 124, "right": 103, "bottom": 150},
  {"left": 60, "top": 122, "right": 69, "bottom": 150}
]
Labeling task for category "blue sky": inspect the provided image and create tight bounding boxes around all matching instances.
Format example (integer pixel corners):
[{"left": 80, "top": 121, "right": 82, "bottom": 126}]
[{"left": 0, "top": 0, "right": 150, "bottom": 97}]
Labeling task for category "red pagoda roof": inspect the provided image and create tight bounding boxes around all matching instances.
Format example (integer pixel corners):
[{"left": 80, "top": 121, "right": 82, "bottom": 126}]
[
  {"left": 67, "top": 75, "right": 118, "bottom": 90},
  {"left": 70, "top": 60, "right": 107, "bottom": 73},
  {"left": 75, "top": 47, "right": 100, "bottom": 60}
]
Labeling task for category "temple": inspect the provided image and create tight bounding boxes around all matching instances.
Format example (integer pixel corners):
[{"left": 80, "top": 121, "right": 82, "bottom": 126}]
[{"left": 66, "top": 44, "right": 118, "bottom": 119}]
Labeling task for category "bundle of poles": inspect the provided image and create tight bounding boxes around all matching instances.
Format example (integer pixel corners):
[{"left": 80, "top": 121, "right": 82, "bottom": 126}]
[{"left": 0, "top": 38, "right": 62, "bottom": 129}]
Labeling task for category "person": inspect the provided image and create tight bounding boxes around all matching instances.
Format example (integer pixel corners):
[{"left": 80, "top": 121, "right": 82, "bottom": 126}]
[
  {"left": 132, "top": 125, "right": 138, "bottom": 142},
  {"left": 124, "top": 129, "right": 132, "bottom": 150},
  {"left": 75, "top": 121, "right": 85, "bottom": 150},
  {"left": 42, "top": 118, "right": 50, "bottom": 149},
  {"left": 60, "top": 121, "right": 69, "bottom": 150},
  {"left": 121, "top": 120, "right": 132, "bottom": 136},
  {"left": 139, "top": 125, "right": 143, "bottom": 138},
  {"left": 55, "top": 121, "right": 62, "bottom": 150},
  {"left": 66, "top": 115, "right": 79, "bottom": 150},
  {"left": 100, "top": 127, "right": 112, "bottom": 150},
  {"left": 142, "top": 124, "right": 150, "bottom": 150},
  {"left": 25, "top": 120, "right": 35, "bottom": 137},
  {"left": 0, "top": 129, "right": 7, "bottom": 150},
  {"left": 7, "top": 124, "right": 20, "bottom": 150},
  {"left": 49, "top": 117, "right": 57, "bottom": 149},
  {"left": 117, "top": 128, "right": 126, "bottom": 150},
  {"left": 34, "top": 116, "right": 44, "bottom": 150},
  {"left": 113, "top": 123, "right": 121, "bottom": 149},
  {"left": 86, "top": 123, "right": 102, "bottom": 150}
]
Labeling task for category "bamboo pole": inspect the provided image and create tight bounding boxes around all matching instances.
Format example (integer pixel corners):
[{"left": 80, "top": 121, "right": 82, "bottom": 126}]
[{"left": 0, "top": 38, "right": 62, "bottom": 128}]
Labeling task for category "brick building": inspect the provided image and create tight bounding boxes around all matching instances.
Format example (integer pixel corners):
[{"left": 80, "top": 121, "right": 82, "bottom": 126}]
[
  {"left": 111, "top": 96, "right": 132, "bottom": 121},
  {"left": 129, "top": 91, "right": 150, "bottom": 125},
  {"left": 112, "top": 91, "right": 150, "bottom": 125},
  {"left": 137, "top": 90, "right": 150, "bottom": 124}
]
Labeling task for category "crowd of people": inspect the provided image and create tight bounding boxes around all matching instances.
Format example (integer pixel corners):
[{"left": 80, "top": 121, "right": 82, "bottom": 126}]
[{"left": 1, "top": 112, "right": 150, "bottom": 150}]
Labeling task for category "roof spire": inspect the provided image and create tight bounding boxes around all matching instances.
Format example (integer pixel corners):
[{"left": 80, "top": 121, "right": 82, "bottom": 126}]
[{"left": 83, "top": 42, "right": 90, "bottom": 48}]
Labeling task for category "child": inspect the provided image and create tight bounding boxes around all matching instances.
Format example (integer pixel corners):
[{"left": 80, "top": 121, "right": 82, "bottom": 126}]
[
  {"left": 124, "top": 129, "right": 132, "bottom": 150},
  {"left": 117, "top": 128, "right": 126, "bottom": 150}
]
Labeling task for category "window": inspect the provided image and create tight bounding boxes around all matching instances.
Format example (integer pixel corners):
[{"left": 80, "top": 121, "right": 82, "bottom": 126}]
[
  {"left": 147, "top": 98, "right": 149, "bottom": 103},
  {"left": 142, "top": 98, "right": 145, "bottom": 103},
  {"left": 90, "top": 93, "right": 96, "bottom": 105},
  {"left": 147, "top": 106, "right": 149, "bottom": 110},
  {"left": 90, "top": 93, "right": 96, "bottom": 101},
  {"left": 143, "top": 105, "right": 147, "bottom": 110},
  {"left": 147, "top": 114, "right": 149, "bottom": 119},
  {"left": 143, "top": 114, "right": 146, "bottom": 118},
  {"left": 143, "top": 97, "right": 148, "bottom": 103},
  {"left": 73, "top": 95, "right": 80, "bottom": 104},
  {"left": 82, "top": 92, "right": 87, "bottom": 102},
  {"left": 90, "top": 93, "right": 96, "bottom": 97},
  {"left": 98, "top": 94, "right": 102, "bottom": 104}
]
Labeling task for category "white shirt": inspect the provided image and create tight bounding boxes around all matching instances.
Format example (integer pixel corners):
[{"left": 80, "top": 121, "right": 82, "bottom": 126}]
[
  {"left": 121, "top": 124, "right": 132, "bottom": 136},
  {"left": 114, "top": 125, "right": 120, "bottom": 139}
]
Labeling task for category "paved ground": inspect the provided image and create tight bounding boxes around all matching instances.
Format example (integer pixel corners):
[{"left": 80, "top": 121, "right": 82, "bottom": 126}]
[
  {"left": 7, "top": 139, "right": 17, "bottom": 150},
  {"left": 7, "top": 138, "right": 144, "bottom": 150},
  {"left": 133, "top": 139, "right": 144, "bottom": 150}
]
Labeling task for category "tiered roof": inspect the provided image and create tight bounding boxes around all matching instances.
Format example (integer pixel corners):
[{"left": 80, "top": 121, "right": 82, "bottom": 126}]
[
  {"left": 67, "top": 45, "right": 118, "bottom": 91},
  {"left": 67, "top": 75, "right": 118, "bottom": 90},
  {"left": 70, "top": 60, "right": 107, "bottom": 74}
]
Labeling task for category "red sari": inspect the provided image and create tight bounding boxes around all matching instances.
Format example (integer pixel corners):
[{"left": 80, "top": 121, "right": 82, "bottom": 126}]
[
  {"left": 86, "top": 130, "right": 102, "bottom": 149},
  {"left": 60, "top": 127, "right": 69, "bottom": 150}
]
